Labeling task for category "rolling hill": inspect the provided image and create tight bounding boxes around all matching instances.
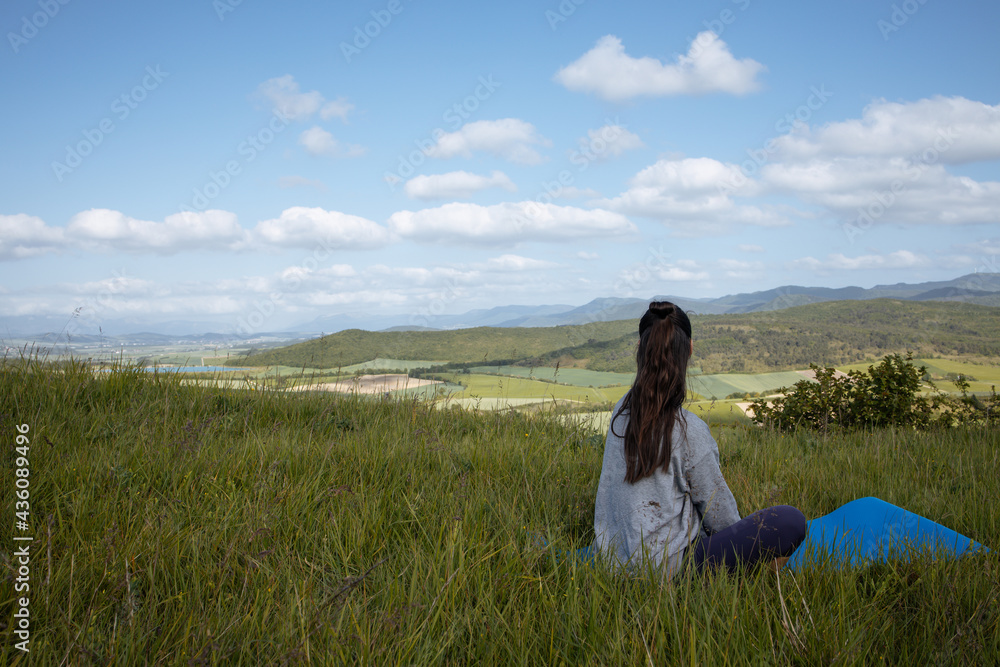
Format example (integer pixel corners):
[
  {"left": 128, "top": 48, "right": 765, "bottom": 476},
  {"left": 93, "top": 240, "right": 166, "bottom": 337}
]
[{"left": 233, "top": 299, "right": 1000, "bottom": 374}]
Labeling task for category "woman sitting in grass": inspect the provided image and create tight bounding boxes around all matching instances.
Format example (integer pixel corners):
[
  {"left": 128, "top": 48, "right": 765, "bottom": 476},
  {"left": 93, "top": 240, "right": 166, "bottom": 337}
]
[{"left": 592, "top": 301, "right": 806, "bottom": 576}]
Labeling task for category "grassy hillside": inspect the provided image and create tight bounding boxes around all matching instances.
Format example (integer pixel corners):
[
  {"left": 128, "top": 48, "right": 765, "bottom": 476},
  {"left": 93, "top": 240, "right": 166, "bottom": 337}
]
[
  {"left": 229, "top": 320, "right": 636, "bottom": 370},
  {"left": 3, "top": 358, "right": 997, "bottom": 664},
  {"left": 237, "top": 299, "right": 999, "bottom": 376},
  {"left": 692, "top": 298, "right": 1000, "bottom": 372},
  {"left": 567, "top": 299, "right": 1000, "bottom": 374}
]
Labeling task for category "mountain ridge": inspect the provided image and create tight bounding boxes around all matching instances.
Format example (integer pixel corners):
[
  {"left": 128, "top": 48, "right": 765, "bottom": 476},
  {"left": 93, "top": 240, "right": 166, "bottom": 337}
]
[{"left": 3, "top": 273, "right": 998, "bottom": 340}]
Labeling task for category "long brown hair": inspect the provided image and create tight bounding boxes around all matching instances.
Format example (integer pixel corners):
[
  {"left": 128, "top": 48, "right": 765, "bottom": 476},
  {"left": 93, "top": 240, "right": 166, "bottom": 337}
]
[{"left": 613, "top": 301, "right": 692, "bottom": 483}]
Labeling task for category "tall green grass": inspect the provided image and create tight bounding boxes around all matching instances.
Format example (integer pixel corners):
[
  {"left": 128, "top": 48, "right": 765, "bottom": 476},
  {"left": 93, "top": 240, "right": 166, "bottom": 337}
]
[{"left": 2, "top": 356, "right": 997, "bottom": 665}]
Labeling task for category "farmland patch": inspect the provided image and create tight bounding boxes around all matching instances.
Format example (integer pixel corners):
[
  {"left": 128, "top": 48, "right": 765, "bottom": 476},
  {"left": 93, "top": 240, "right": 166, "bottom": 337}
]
[
  {"left": 468, "top": 364, "right": 635, "bottom": 387},
  {"left": 687, "top": 371, "right": 809, "bottom": 399}
]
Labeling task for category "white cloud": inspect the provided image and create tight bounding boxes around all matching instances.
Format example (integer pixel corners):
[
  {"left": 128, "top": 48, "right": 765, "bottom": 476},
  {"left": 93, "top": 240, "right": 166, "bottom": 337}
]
[
  {"left": 954, "top": 238, "right": 1000, "bottom": 257},
  {"left": 577, "top": 251, "right": 600, "bottom": 260},
  {"left": 762, "top": 157, "right": 1000, "bottom": 226},
  {"left": 574, "top": 124, "right": 645, "bottom": 160},
  {"left": 366, "top": 264, "right": 477, "bottom": 286},
  {"left": 403, "top": 170, "right": 516, "bottom": 200},
  {"left": 255, "top": 77, "right": 360, "bottom": 158},
  {"left": 762, "top": 156, "right": 913, "bottom": 194},
  {"left": 298, "top": 127, "right": 366, "bottom": 157},
  {"left": 255, "top": 75, "right": 325, "bottom": 121},
  {"left": 554, "top": 33, "right": 765, "bottom": 101},
  {"left": 618, "top": 257, "right": 708, "bottom": 288},
  {"left": 74, "top": 274, "right": 155, "bottom": 296},
  {"left": 0, "top": 256, "right": 573, "bottom": 332},
  {"left": 0, "top": 214, "right": 66, "bottom": 259},
  {"left": 298, "top": 127, "right": 337, "bottom": 155},
  {"left": 551, "top": 186, "right": 601, "bottom": 200},
  {"left": 656, "top": 266, "right": 710, "bottom": 281},
  {"left": 320, "top": 97, "right": 354, "bottom": 123},
  {"left": 2, "top": 210, "right": 250, "bottom": 259},
  {"left": 747, "top": 97, "right": 1000, "bottom": 229},
  {"left": 789, "top": 250, "right": 930, "bottom": 272},
  {"left": 302, "top": 289, "right": 410, "bottom": 308},
  {"left": 279, "top": 263, "right": 356, "bottom": 287},
  {"left": 253, "top": 207, "right": 392, "bottom": 249},
  {"left": 738, "top": 244, "right": 765, "bottom": 253},
  {"left": 388, "top": 201, "right": 636, "bottom": 244},
  {"left": 772, "top": 96, "right": 1000, "bottom": 164},
  {"left": 426, "top": 119, "right": 551, "bottom": 164},
  {"left": 482, "top": 254, "right": 558, "bottom": 271},
  {"left": 718, "top": 258, "right": 765, "bottom": 280},
  {"left": 631, "top": 156, "right": 757, "bottom": 193},
  {"left": 596, "top": 157, "right": 788, "bottom": 234},
  {"left": 66, "top": 209, "right": 249, "bottom": 253}
]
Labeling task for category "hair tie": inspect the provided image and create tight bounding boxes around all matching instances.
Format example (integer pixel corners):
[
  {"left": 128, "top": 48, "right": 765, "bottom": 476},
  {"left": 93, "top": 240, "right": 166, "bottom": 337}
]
[{"left": 639, "top": 301, "right": 692, "bottom": 339}]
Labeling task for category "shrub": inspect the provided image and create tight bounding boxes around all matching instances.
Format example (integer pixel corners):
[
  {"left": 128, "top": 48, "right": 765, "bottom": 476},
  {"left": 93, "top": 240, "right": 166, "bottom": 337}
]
[
  {"left": 749, "top": 353, "right": 931, "bottom": 431},
  {"left": 931, "top": 378, "right": 1000, "bottom": 427}
]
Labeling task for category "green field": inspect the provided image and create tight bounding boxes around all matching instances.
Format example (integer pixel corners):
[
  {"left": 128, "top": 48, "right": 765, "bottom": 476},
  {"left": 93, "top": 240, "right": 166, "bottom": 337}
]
[
  {"left": 4, "top": 358, "right": 996, "bottom": 664},
  {"left": 468, "top": 364, "right": 636, "bottom": 388},
  {"left": 433, "top": 396, "right": 572, "bottom": 411},
  {"left": 438, "top": 372, "right": 630, "bottom": 406},
  {"left": 687, "top": 370, "right": 810, "bottom": 399},
  {"left": 839, "top": 358, "right": 1000, "bottom": 394},
  {"left": 391, "top": 381, "right": 466, "bottom": 399},
  {"left": 340, "top": 357, "right": 446, "bottom": 373},
  {"left": 575, "top": 399, "right": 753, "bottom": 435},
  {"left": 914, "top": 358, "right": 1000, "bottom": 379},
  {"left": 150, "top": 356, "right": 1000, "bottom": 414}
]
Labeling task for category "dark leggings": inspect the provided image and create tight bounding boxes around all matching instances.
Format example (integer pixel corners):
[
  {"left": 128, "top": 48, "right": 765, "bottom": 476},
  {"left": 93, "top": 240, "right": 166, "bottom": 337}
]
[{"left": 689, "top": 505, "right": 807, "bottom": 574}]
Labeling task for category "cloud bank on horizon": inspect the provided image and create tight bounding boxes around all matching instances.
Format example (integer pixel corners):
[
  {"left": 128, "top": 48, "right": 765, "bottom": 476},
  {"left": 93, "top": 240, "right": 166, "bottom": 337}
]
[{"left": 1, "top": 0, "right": 998, "bottom": 334}]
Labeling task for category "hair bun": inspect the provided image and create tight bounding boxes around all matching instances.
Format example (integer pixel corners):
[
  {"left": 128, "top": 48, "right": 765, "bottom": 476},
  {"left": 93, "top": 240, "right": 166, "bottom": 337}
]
[
  {"left": 638, "top": 300, "right": 691, "bottom": 339},
  {"left": 648, "top": 302, "right": 675, "bottom": 317}
]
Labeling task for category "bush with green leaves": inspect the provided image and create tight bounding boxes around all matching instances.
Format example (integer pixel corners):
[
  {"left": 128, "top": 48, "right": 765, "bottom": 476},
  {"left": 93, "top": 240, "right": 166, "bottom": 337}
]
[
  {"left": 749, "top": 353, "right": 932, "bottom": 431},
  {"left": 931, "top": 375, "right": 1000, "bottom": 427}
]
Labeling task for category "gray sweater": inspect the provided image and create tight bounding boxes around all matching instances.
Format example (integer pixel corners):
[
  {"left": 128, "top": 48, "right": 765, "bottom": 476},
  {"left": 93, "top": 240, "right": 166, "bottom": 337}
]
[{"left": 592, "top": 398, "right": 741, "bottom": 576}]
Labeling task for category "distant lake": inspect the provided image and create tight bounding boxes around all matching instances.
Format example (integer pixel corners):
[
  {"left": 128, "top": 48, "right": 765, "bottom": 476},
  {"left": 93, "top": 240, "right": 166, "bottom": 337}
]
[{"left": 154, "top": 366, "right": 247, "bottom": 372}]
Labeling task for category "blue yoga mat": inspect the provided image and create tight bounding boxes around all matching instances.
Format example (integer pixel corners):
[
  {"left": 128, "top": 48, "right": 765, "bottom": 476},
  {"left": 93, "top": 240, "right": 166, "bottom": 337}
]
[{"left": 785, "top": 496, "right": 990, "bottom": 571}]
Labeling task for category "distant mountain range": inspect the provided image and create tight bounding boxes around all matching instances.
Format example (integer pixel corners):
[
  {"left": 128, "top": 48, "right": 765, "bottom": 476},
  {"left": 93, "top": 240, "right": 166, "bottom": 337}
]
[
  {"left": 4, "top": 273, "right": 999, "bottom": 343},
  {"left": 370, "top": 272, "right": 1000, "bottom": 330}
]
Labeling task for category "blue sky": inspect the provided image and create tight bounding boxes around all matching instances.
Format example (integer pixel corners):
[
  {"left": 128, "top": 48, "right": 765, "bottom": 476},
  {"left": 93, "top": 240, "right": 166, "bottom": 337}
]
[{"left": 2, "top": 0, "right": 999, "bottom": 335}]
